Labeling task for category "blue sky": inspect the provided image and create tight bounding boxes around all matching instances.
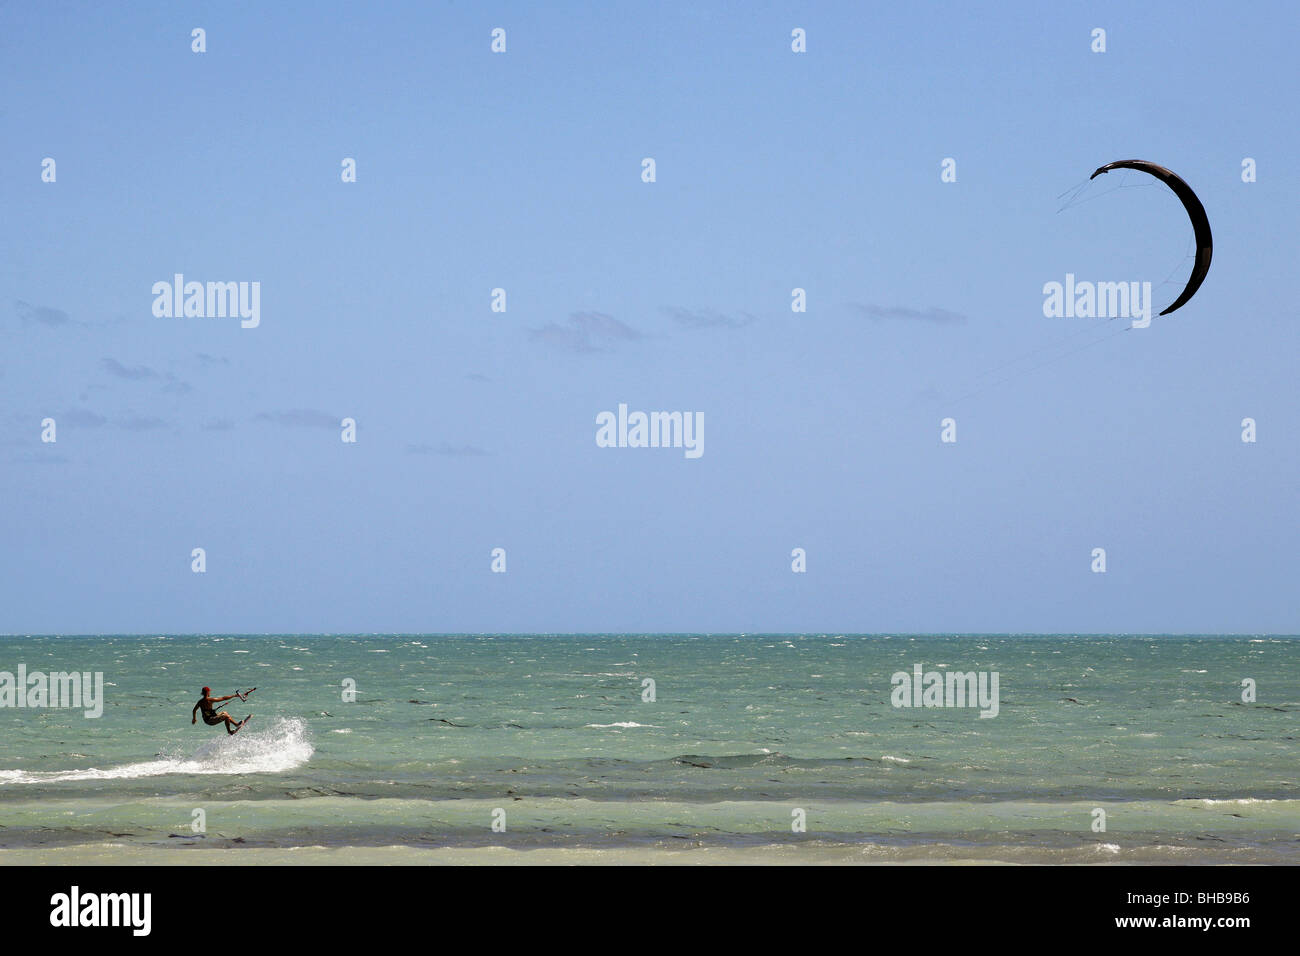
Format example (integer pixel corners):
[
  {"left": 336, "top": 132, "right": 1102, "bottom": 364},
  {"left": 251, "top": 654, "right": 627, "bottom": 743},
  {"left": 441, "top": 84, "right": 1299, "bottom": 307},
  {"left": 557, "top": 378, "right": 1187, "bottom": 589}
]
[{"left": 1, "top": 1, "right": 1296, "bottom": 634}]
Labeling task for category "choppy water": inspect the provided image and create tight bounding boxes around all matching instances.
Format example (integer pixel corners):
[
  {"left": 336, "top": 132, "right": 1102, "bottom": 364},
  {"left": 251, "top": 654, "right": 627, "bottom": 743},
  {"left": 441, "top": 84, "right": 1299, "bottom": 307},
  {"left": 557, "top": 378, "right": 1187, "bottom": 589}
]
[{"left": 0, "top": 634, "right": 1296, "bottom": 863}]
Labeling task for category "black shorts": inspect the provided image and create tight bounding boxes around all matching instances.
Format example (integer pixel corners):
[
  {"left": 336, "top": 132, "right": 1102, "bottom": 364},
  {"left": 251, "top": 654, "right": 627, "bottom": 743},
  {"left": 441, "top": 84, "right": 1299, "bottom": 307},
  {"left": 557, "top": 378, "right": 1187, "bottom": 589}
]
[{"left": 202, "top": 712, "right": 224, "bottom": 725}]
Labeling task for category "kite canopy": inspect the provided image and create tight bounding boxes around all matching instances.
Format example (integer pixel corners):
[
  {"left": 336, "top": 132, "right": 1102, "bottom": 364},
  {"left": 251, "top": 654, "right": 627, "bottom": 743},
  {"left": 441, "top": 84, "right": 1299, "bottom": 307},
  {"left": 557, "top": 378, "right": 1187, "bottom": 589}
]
[{"left": 1089, "top": 160, "right": 1212, "bottom": 316}]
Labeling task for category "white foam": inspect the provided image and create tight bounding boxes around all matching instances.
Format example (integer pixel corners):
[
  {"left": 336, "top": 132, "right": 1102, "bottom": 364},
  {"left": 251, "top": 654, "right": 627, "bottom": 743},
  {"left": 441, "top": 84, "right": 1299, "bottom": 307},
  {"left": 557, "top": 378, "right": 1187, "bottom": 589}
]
[
  {"left": 585, "top": 722, "right": 657, "bottom": 729},
  {"left": 1191, "top": 798, "right": 1282, "bottom": 806},
  {"left": 0, "top": 717, "right": 313, "bottom": 785}
]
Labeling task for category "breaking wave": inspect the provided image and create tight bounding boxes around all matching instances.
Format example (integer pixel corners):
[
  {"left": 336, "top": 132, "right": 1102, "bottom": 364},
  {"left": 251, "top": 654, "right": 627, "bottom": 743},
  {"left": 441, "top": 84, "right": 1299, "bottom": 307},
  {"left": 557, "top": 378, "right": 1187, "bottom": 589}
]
[{"left": 0, "top": 717, "right": 312, "bottom": 785}]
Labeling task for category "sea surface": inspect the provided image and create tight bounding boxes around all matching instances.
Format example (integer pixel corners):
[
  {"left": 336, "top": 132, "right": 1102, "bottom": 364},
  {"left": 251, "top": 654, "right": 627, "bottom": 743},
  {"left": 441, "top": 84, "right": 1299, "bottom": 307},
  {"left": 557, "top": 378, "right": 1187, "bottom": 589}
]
[{"left": 0, "top": 634, "right": 1296, "bottom": 864}]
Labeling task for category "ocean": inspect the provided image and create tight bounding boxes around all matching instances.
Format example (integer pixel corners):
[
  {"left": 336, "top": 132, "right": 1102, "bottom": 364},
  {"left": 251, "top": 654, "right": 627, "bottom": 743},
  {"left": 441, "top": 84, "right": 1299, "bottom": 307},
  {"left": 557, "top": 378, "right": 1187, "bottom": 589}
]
[{"left": 0, "top": 634, "right": 1295, "bottom": 864}]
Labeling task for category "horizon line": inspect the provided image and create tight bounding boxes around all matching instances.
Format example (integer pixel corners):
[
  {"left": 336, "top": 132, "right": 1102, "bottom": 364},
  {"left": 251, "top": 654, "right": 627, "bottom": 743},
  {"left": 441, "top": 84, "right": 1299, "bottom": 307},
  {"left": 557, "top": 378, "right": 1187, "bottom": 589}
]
[{"left": 1, "top": 632, "right": 1295, "bottom": 639}]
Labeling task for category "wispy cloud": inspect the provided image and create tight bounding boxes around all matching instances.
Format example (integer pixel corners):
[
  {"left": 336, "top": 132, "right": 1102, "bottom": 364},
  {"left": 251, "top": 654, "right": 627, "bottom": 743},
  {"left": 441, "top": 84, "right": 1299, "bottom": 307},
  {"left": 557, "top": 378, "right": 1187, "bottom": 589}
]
[
  {"left": 202, "top": 418, "right": 235, "bottom": 431},
  {"left": 78, "top": 384, "right": 109, "bottom": 402},
  {"left": 254, "top": 409, "right": 339, "bottom": 429},
  {"left": 15, "top": 300, "right": 75, "bottom": 328},
  {"left": 9, "top": 452, "right": 71, "bottom": 465},
  {"left": 101, "top": 358, "right": 159, "bottom": 381},
  {"left": 407, "top": 442, "right": 490, "bottom": 457},
  {"left": 660, "top": 305, "right": 756, "bottom": 330},
  {"left": 847, "top": 303, "right": 967, "bottom": 324},
  {"left": 100, "top": 357, "right": 192, "bottom": 395},
  {"left": 528, "top": 311, "right": 644, "bottom": 353},
  {"left": 61, "top": 408, "right": 108, "bottom": 429},
  {"left": 120, "top": 415, "right": 170, "bottom": 431}
]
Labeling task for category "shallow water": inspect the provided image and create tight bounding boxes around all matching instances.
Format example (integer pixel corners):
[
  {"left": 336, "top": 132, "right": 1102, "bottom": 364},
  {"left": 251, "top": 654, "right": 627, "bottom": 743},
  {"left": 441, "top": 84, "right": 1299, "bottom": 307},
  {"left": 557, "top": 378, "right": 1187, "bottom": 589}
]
[{"left": 0, "top": 634, "right": 1295, "bottom": 863}]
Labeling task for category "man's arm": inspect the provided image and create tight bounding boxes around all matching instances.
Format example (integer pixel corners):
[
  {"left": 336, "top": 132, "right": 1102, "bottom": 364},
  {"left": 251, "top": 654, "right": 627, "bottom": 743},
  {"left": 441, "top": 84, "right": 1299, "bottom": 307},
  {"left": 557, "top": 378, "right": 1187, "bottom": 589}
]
[
  {"left": 217, "top": 694, "right": 238, "bottom": 703},
  {"left": 192, "top": 699, "right": 201, "bottom": 723}
]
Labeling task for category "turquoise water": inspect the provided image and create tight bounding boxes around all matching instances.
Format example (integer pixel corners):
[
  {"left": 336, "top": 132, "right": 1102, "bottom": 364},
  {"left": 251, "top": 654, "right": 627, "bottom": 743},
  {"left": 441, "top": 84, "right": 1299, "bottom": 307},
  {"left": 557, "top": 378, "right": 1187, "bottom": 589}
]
[{"left": 0, "top": 634, "right": 1296, "bottom": 863}]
